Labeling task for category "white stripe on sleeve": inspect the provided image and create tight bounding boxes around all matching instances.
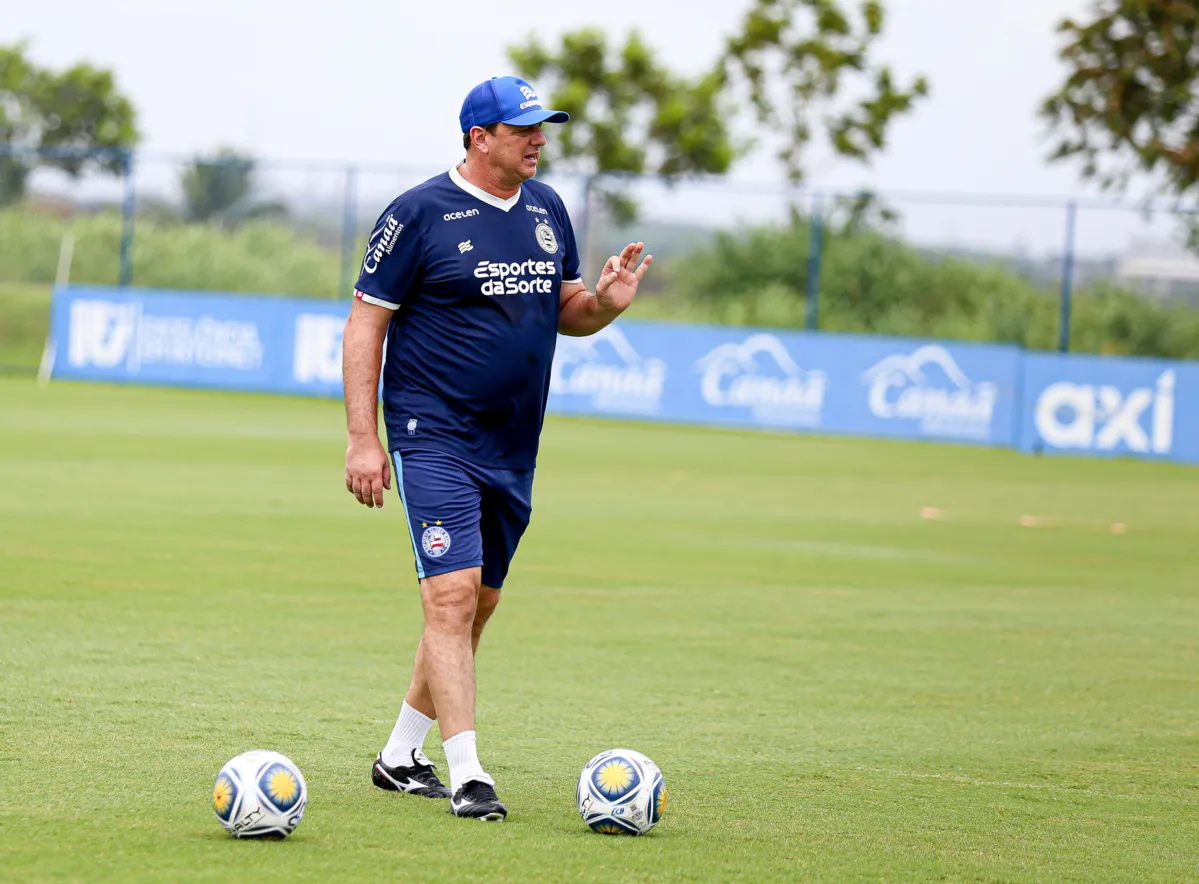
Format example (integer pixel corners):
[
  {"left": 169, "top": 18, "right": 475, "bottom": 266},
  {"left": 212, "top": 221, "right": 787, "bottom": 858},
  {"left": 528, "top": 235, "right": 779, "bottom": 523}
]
[{"left": 354, "top": 289, "right": 400, "bottom": 310}]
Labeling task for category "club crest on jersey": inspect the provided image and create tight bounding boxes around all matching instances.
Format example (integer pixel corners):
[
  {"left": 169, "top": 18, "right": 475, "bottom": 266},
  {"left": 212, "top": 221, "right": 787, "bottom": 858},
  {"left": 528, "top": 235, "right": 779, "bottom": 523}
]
[
  {"left": 535, "top": 220, "right": 558, "bottom": 254},
  {"left": 421, "top": 526, "right": 451, "bottom": 558}
]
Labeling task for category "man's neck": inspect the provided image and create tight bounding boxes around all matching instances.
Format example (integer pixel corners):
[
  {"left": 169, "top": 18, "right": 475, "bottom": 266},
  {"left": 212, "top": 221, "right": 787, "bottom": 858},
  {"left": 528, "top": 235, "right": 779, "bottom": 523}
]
[{"left": 457, "top": 158, "right": 521, "bottom": 200}]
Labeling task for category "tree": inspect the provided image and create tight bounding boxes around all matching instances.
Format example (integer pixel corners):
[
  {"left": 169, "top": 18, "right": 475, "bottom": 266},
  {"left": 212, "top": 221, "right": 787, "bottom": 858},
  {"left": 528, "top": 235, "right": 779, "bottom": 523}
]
[
  {"left": 0, "top": 41, "right": 139, "bottom": 205},
  {"left": 721, "top": 0, "right": 929, "bottom": 185},
  {"left": 1041, "top": 1, "right": 1199, "bottom": 201},
  {"left": 180, "top": 148, "right": 286, "bottom": 225},
  {"left": 506, "top": 2, "right": 928, "bottom": 211},
  {"left": 507, "top": 28, "right": 743, "bottom": 224}
]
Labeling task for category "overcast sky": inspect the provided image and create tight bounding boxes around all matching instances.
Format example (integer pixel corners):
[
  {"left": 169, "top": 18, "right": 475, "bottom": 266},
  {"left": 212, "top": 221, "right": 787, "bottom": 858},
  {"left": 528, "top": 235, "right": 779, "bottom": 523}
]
[{"left": 8, "top": 0, "right": 1177, "bottom": 255}]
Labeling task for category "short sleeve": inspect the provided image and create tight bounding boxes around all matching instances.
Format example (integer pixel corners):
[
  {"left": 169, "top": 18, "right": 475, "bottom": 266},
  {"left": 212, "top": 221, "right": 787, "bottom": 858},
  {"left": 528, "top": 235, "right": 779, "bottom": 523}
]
[
  {"left": 556, "top": 200, "right": 582, "bottom": 284},
  {"left": 353, "top": 198, "right": 423, "bottom": 310}
]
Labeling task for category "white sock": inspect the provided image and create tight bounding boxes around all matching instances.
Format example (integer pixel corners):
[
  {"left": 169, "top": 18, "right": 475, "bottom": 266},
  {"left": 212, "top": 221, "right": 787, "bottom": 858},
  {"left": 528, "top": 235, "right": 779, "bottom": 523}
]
[
  {"left": 443, "top": 730, "right": 491, "bottom": 794},
  {"left": 380, "top": 702, "right": 434, "bottom": 767}
]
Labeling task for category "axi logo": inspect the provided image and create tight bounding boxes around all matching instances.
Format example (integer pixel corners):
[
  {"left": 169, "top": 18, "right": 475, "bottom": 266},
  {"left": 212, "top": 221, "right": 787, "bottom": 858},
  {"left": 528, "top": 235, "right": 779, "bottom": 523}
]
[
  {"left": 1035, "top": 371, "right": 1175, "bottom": 454},
  {"left": 862, "top": 345, "right": 997, "bottom": 439},
  {"left": 695, "top": 334, "right": 825, "bottom": 426},
  {"left": 550, "top": 325, "right": 665, "bottom": 413}
]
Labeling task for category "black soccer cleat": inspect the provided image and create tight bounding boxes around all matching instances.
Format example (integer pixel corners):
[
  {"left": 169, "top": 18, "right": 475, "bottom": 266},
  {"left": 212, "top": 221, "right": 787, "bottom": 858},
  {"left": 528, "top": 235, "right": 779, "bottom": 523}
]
[
  {"left": 450, "top": 778, "right": 507, "bottom": 821},
  {"left": 372, "top": 750, "right": 452, "bottom": 799}
]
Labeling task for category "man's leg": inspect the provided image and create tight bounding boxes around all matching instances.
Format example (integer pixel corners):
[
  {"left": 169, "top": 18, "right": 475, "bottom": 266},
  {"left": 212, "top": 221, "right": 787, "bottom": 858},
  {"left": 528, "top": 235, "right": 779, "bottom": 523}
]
[
  {"left": 375, "top": 450, "right": 487, "bottom": 800},
  {"left": 376, "top": 450, "right": 509, "bottom": 818},
  {"left": 427, "top": 467, "right": 529, "bottom": 819},
  {"left": 473, "top": 585, "right": 501, "bottom": 650},
  {"left": 375, "top": 579, "right": 501, "bottom": 796},
  {"left": 401, "top": 583, "right": 501, "bottom": 719},
  {"left": 417, "top": 567, "right": 481, "bottom": 742}
]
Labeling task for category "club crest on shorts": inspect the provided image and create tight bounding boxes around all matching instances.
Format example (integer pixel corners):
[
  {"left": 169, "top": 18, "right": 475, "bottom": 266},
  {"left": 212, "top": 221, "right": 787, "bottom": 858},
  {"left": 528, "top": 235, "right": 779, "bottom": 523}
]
[
  {"left": 421, "top": 525, "right": 451, "bottom": 557},
  {"left": 535, "top": 220, "right": 558, "bottom": 254}
]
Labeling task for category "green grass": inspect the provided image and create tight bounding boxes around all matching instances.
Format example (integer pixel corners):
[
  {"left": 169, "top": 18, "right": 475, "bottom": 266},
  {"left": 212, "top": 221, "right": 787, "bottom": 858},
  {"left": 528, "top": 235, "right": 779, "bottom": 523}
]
[
  {"left": 1, "top": 379, "right": 1197, "bottom": 882},
  {"left": 0, "top": 283, "right": 50, "bottom": 374}
]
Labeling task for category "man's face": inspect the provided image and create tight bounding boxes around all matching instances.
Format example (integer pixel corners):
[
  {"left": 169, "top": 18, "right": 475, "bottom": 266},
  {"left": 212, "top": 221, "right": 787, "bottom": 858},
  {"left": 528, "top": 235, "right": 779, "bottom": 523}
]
[{"left": 485, "top": 122, "right": 548, "bottom": 181}]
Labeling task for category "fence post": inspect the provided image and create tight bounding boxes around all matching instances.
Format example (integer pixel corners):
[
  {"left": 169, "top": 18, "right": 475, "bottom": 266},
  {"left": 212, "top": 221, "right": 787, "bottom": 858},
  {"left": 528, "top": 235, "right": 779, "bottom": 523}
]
[
  {"left": 1058, "top": 200, "right": 1078, "bottom": 352},
  {"left": 805, "top": 191, "right": 824, "bottom": 331},
  {"left": 118, "top": 150, "right": 136, "bottom": 287},
  {"left": 339, "top": 164, "right": 359, "bottom": 298},
  {"left": 575, "top": 173, "right": 596, "bottom": 282}
]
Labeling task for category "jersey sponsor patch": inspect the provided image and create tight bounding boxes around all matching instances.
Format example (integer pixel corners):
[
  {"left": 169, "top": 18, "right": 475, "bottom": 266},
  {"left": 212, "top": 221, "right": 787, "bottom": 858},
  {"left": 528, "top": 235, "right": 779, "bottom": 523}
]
[
  {"left": 472, "top": 258, "right": 557, "bottom": 296},
  {"left": 362, "top": 215, "right": 404, "bottom": 274}
]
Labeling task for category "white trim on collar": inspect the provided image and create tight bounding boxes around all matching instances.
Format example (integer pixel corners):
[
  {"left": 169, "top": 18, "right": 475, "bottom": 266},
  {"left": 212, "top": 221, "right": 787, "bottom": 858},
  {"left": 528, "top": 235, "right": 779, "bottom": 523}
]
[{"left": 449, "top": 165, "right": 522, "bottom": 212}]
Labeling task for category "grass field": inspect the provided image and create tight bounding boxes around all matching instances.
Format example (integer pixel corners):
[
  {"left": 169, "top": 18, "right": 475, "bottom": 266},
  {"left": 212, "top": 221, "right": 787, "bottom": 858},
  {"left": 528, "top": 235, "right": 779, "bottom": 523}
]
[
  {"left": 0, "top": 283, "right": 50, "bottom": 375},
  {"left": 1, "top": 378, "right": 1197, "bottom": 882}
]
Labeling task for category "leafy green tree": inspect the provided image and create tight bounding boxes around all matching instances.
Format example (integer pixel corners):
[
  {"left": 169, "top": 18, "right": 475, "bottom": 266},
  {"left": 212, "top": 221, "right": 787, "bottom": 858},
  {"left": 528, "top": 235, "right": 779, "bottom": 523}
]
[
  {"left": 0, "top": 41, "right": 139, "bottom": 205},
  {"left": 180, "top": 148, "right": 286, "bottom": 225},
  {"left": 721, "top": 0, "right": 929, "bottom": 184},
  {"left": 508, "top": 28, "right": 742, "bottom": 223},
  {"left": 507, "top": 2, "right": 928, "bottom": 207},
  {"left": 1041, "top": 1, "right": 1199, "bottom": 200}
]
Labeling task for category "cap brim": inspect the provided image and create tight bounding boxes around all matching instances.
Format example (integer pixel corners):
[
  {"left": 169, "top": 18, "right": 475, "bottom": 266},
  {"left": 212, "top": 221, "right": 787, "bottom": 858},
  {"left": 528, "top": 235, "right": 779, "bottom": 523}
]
[{"left": 500, "top": 108, "right": 570, "bottom": 126}]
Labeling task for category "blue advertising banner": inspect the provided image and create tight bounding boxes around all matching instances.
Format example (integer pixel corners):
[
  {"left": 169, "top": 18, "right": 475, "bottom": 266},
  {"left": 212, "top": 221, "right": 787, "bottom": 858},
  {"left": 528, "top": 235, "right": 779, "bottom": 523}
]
[
  {"left": 49, "top": 286, "right": 349, "bottom": 398},
  {"left": 1019, "top": 352, "right": 1199, "bottom": 463},
  {"left": 547, "top": 322, "right": 1022, "bottom": 447},
  {"left": 46, "top": 286, "right": 1198, "bottom": 465}
]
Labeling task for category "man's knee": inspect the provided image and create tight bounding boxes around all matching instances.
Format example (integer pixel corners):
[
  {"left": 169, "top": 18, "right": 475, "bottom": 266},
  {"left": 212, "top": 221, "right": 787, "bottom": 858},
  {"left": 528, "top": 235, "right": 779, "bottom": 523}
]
[{"left": 421, "top": 569, "right": 481, "bottom": 634}]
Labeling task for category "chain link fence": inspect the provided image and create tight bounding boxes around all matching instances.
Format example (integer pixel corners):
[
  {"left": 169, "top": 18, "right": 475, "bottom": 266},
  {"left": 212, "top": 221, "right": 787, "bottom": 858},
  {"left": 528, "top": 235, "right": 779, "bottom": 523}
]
[{"left": 4, "top": 144, "right": 1199, "bottom": 368}]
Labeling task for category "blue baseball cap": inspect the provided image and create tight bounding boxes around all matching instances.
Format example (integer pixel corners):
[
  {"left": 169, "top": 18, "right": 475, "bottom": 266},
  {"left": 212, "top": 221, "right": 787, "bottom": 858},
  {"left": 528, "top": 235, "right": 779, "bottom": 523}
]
[{"left": 459, "top": 76, "right": 570, "bottom": 132}]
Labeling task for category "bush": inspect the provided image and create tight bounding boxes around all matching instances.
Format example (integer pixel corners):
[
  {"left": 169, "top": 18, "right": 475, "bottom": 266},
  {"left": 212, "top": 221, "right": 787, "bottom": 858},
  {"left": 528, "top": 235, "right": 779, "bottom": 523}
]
[
  {"left": 0, "top": 208, "right": 343, "bottom": 298},
  {"left": 4, "top": 206, "right": 1198, "bottom": 359},
  {"left": 654, "top": 220, "right": 1199, "bottom": 359}
]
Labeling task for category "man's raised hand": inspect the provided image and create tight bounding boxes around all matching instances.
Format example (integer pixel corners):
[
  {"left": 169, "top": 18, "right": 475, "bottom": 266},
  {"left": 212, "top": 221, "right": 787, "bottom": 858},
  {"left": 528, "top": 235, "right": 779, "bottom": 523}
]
[{"left": 594, "top": 242, "right": 652, "bottom": 313}]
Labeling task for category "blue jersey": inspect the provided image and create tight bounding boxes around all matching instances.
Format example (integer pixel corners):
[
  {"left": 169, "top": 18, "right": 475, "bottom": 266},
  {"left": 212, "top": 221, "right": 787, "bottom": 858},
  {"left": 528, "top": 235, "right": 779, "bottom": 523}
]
[{"left": 353, "top": 166, "right": 582, "bottom": 470}]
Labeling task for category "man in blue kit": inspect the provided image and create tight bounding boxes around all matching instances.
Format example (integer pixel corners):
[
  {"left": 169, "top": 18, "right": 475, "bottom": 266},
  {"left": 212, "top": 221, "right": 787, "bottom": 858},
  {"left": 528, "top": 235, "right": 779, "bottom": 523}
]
[{"left": 341, "top": 75, "right": 652, "bottom": 820}]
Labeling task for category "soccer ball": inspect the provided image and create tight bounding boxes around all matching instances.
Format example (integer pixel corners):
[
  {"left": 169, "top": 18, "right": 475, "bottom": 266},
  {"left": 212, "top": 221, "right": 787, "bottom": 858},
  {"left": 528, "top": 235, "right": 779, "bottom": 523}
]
[
  {"left": 212, "top": 750, "right": 308, "bottom": 839},
  {"left": 576, "top": 748, "right": 667, "bottom": 836}
]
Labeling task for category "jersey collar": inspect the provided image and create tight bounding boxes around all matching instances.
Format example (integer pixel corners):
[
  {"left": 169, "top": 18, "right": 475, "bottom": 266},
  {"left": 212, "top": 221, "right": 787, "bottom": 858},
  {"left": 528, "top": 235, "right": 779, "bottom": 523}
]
[{"left": 449, "top": 165, "right": 522, "bottom": 212}]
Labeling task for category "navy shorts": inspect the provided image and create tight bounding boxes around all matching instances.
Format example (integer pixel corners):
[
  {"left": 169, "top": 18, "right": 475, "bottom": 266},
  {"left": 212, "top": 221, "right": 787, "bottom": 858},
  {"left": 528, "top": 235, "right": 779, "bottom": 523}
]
[{"left": 390, "top": 448, "right": 534, "bottom": 589}]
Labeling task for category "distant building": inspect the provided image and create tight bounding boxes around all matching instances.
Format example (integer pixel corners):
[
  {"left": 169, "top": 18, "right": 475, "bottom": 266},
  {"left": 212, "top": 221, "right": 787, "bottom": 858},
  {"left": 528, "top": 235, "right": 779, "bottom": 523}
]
[{"left": 1117, "top": 240, "right": 1199, "bottom": 302}]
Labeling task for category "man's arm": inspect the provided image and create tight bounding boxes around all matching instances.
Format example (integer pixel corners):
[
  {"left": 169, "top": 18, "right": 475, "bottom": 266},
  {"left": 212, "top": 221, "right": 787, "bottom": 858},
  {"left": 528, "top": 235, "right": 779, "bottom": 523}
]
[
  {"left": 343, "top": 297, "right": 394, "bottom": 508},
  {"left": 558, "top": 242, "right": 652, "bottom": 336},
  {"left": 557, "top": 279, "right": 614, "bottom": 337}
]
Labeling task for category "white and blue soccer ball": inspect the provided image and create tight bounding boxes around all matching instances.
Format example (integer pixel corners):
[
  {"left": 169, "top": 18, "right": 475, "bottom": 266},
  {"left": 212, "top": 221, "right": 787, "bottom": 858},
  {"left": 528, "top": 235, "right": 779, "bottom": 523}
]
[
  {"left": 576, "top": 748, "right": 667, "bottom": 836},
  {"left": 212, "top": 750, "right": 308, "bottom": 839}
]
